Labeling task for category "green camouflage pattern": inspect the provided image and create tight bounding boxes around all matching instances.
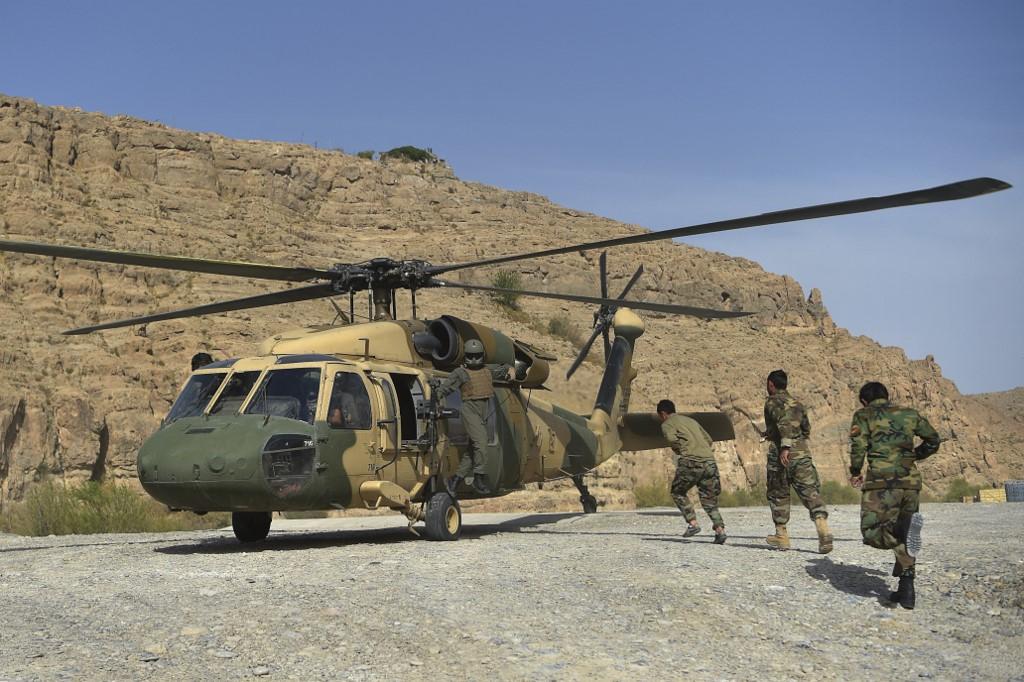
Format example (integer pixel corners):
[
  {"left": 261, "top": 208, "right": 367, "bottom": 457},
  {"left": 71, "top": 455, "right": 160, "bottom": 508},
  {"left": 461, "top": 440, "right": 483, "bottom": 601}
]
[
  {"left": 764, "top": 390, "right": 811, "bottom": 452},
  {"left": 660, "top": 413, "right": 715, "bottom": 461},
  {"left": 849, "top": 399, "right": 941, "bottom": 490},
  {"left": 861, "top": 487, "right": 918, "bottom": 569},
  {"left": 766, "top": 450, "right": 828, "bottom": 523},
  {"left": 671, "top": 457, "right": 725, "bottom": 529}
]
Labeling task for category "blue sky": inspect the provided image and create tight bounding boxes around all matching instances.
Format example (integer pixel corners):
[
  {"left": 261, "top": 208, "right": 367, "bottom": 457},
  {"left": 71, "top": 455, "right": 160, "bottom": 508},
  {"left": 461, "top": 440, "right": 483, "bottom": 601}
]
[{"left": 1, "top": 1, "right": 1021, "bottom": 393}]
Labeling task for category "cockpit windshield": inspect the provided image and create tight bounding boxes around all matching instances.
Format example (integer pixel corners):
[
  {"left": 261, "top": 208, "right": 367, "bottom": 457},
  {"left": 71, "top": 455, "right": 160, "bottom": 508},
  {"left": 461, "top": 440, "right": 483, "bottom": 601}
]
[
  {"left": 209, "top": 371, "right": 262, "bottom": 416},
  {"left": 244, "top": 367, "right": 322, "bottom": 425},
  {"left": 165, "top": 372, "right": 227, "bottom": 424}
]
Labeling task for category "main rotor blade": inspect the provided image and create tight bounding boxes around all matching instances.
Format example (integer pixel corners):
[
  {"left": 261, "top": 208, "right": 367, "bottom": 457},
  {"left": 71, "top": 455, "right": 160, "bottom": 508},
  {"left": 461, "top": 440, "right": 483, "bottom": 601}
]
[
  {"left": 0, "top": 239, "right": 337, "bottom": 283},
  {"left": 63, "top": 283, "right": 338, "bottom": 335},
  {"left": 432, "top": 177, "right": 1011, "bottom": 274},
  {"left": 566, "top": 325, "right": 604, "bottom": 380},
  {"left": 432, "top": 279, "right": 751, "bottom": 318}
]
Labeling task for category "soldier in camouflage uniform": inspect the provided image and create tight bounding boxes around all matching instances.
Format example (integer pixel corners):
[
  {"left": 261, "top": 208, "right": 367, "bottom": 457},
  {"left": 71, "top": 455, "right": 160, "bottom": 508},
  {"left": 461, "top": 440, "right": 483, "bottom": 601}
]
[
  {"left": 849, "top": 381, "right": 940, "bottom": 610},
  {"left": 762, "top": 370, "right": 833, "bottom": 553},
  {"left": 434, "top": 339, "right": 512, "bottom": 496},
  {"left": 657, "top": 399, "right": 727, "bottom": 544}
]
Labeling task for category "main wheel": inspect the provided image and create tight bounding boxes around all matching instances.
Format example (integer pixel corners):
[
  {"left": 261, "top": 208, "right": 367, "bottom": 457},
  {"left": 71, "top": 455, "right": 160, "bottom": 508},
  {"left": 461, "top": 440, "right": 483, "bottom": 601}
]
[
  {"left": 581, "top": 494, "right": 598, "bottom": 514},
  {"left": 424, "top": 492, "right": 462, "bottom": 541},
  {"left": 232, "top": 511, "right": 272, "bottom": 542}
]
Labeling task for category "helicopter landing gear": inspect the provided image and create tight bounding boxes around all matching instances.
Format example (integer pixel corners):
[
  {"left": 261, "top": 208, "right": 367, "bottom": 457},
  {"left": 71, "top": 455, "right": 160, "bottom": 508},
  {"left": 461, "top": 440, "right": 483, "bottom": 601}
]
[
  {"left": 572, "top": 474, "right": 598, "bottom": 514},
  {"left": 424, "top": 492, "right": 462, "bottom": 541},
  {"left": 232, "top": 511, "right": 272, "bottom": 542}
]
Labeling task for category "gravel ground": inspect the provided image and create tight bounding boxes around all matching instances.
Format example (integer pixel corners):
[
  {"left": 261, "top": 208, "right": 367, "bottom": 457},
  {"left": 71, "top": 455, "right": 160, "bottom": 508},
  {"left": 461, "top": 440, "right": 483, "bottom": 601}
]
[{"left": 1, "top": 503, "right": 1022, "bottom": 681}]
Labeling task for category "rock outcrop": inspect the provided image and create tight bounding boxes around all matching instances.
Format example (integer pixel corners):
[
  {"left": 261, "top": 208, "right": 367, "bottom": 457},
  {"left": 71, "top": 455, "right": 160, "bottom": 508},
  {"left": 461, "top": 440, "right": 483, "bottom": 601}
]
[{"left": 1, "top": 94, "right": 1021, "bottom": 508}]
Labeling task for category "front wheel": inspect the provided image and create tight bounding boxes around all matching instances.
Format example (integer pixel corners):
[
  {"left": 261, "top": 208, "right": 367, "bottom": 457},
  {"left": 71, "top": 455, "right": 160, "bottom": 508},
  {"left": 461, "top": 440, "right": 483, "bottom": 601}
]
[
  {"left": 232, "top": 511, "right": 272, "bottom": 542},
  {"left": 424, "top": 493, "right": 462, "bottom": 541}
]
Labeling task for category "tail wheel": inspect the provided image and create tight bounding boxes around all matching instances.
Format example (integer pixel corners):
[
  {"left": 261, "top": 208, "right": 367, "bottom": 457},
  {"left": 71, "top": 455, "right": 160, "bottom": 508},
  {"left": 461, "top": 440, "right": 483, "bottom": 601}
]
[
  {"left": 424, "top": 492, "right": 462, "bottom": 541},
  {"left": 581, "top": 494, "right": 598, "bottom": 514},
  {"left": 232, "top": 511, "right": 272, "bottom": 542}
]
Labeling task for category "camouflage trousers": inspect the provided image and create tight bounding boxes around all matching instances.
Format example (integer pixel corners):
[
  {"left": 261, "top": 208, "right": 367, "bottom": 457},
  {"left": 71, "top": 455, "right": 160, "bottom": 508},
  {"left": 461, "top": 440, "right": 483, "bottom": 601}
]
[
  {"left": 766, "top": 451, "right": 828, "bottom": 525},
  {"left": 671, "top": 457, "right": 725, "bottom": 529},
  {"left": 861, "top": 487, "right": 918, "bottom": 570},
  {"left": 456, "top": 399, "right": 490, "bottom": 479}
]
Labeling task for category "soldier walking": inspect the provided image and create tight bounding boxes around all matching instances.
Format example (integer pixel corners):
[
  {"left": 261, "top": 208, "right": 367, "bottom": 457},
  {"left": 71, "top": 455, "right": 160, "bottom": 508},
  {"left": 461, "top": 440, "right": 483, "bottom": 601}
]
[
  {"left": 657, "top": 399, "right": 727, "bottom": 544},
  {"left": 433, "top": 339, "right": 512, "bottom": 497},
  {"left": 849, "top": 381, "right": 940, "bottom": 610},
  {"left": 762, "top": 369, "right": 833, "bottom": 553}
]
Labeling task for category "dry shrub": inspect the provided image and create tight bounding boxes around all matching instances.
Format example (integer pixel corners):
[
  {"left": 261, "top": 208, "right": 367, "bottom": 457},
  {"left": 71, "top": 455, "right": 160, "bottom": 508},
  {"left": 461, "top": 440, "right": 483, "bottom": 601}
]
[{"left": 1, "top": 480, "right": 229, "bottom": 536}]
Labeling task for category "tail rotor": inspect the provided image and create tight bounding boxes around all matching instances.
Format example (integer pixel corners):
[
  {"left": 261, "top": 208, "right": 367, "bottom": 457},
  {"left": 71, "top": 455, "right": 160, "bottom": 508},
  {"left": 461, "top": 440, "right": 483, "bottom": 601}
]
[{"left": 566, "top": 252, "right": 644, "bottom": 380}]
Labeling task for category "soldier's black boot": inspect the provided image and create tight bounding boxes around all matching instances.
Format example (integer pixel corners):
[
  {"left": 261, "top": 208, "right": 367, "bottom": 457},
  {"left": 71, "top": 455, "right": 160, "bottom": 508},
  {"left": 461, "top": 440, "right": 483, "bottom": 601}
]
[
  {"left": 445, "top": 475, "right": 462, "bottom": 498},
  {"left": 889, "top": 568, "right": 916, "bottom": 610},
  {"left": 472, "top": 474, "right": 490, "bottom": 495}
]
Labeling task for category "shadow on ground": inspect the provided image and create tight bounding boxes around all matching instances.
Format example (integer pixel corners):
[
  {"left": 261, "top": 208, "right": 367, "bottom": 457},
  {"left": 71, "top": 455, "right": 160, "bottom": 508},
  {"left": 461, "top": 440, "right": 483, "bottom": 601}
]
[
  {"left": 805, "top": 557, "right": 893, "bottom": 602},
  {"left": 155, "top": 512, "right": 584, "bottom": 555}
]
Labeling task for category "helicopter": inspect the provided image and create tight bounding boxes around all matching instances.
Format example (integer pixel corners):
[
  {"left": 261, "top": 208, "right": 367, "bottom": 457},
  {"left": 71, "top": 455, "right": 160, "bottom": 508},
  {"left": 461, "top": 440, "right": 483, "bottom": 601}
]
[{"left": 0, "top": 177, "right": 1009, "bottom": 542}]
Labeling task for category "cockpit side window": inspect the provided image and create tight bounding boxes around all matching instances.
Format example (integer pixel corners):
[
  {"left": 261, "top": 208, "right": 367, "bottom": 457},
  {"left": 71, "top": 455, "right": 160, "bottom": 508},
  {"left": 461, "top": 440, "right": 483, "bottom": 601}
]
[
  {"left": 327, "top": 372, "right": 373, "bottom": 430},
  {"left": 244, "top": 367, "right": 322, "bottom": 425},
  {"left": 165, "top": 373, "right": 226, "bottom": 424},
  {"left": 209, "top": 371, "right": 262, "bottom": 416}
]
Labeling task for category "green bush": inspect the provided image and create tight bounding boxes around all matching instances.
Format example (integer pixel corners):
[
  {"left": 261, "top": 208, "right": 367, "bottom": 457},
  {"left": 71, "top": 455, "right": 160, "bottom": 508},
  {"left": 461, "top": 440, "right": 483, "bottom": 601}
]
[
  {"left": 0, "top": 480, "right": 229, "bottom": 536},
  {"left": 719, "top": 485, "right": 768, "bottom": 507},
  {"left": 356, "top": 150, "right": 375, "bottom": 160},
  {"left": 820, "top": 479, "right": 860, "bottom": 505},
  {"left": 633, "top": 477, "right": 674, "bottom": 508},
  {"left": 490, "top": 269, "right": 522, "bottom": 309},
  {"left": 380, "top": 145, "right": 437, "bottom": 163},
  {"left": 942, "top": 477, "right": 981, "bottom": 503},
  {"left": 547, "top": 316, "right": 584, "bottom": 346}
]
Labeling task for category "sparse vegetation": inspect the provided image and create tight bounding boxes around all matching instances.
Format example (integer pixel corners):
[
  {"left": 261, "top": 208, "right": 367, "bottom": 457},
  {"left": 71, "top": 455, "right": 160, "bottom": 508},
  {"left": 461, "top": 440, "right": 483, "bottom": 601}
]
[
  {"left": 380, "top": 145, "right": 437, "bottom": 163},
  {"left": 0, "top": 480, "right": 229, "bottom": 536},
  {"left": 356, "top": 150, "right": 375, "bottom": 160},
  {"left": 820, "top": 479, "right": 860, "bottom": 505},
  {"left": 719, "top": 485, "right": 768, "bottom": 507},
  {"left": 633, "top": 477, "right": 674, "bottom": 507},
  {"left": 942, "top": 477, "right": 981, "bottom": 503},
  {"left": 547, "top": 316, "right": 585, "bottom": 346},
  {"left": 490, "top": 269, "right": 522, "bottom": 309}
]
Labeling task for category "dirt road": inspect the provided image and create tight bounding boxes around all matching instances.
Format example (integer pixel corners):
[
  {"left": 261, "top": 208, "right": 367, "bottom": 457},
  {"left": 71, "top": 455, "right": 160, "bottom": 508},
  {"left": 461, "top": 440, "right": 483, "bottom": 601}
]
[{"left": 1, "top": 503, "right": 1021, "bottom": 680}]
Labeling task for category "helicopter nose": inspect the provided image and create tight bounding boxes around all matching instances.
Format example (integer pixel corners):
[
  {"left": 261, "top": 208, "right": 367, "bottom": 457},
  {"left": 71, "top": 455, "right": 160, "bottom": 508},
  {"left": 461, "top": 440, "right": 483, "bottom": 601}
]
[{"left": 137, "top": 416, "right": 317, "bottom": 510}]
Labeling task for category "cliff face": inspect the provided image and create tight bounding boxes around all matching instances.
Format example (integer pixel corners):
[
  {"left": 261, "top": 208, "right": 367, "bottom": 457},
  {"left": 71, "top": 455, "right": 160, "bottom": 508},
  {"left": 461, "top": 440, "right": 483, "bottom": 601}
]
[{"left": 1, "top": 94, "right": 1021, "bottom": 508}]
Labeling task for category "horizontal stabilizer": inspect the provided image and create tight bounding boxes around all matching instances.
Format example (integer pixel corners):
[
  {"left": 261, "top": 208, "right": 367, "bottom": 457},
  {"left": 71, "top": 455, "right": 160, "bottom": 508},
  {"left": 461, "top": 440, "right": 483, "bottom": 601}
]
[{"left": 618, "top": 411, "right": 735, "bottom": 451}]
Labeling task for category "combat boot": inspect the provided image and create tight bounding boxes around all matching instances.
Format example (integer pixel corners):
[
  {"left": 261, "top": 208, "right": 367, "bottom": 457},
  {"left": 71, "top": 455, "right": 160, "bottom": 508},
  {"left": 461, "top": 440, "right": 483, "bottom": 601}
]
[
  {"left": 889, "top": 567, "right": 916, "bottom": 610},
  {"left": 765, "top": 524, "right": 790, "bottom": 550},
  {"left": 683, "top": 524, "right": 701, "bottom": 537},
  {"left": 905, "top": 512, "right": 924, "bottom": 557},
  {"left": 471, "top": 474, "right": 490, "bottom": 495},
  {"left": 814, "top": 516, "right": 834, "bottom": 554}
]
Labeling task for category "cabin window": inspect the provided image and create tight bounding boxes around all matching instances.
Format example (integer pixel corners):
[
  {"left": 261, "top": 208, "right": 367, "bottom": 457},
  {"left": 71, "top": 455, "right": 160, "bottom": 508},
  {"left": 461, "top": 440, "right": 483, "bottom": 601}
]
[
  {"left": 389, "top": 373, "right": 426, "bottom": 441},
  {"left": 209, "top": 371, "right": 262, "bottom": 416},
  {"left": 165, "top": 372, "right": 226, "bottom": 424},
  {"left": 244, "top": 367, "right": 322, "bottom": 425},
  {"left": 327, "top": 372, "right": 373, "bottom": 430}
]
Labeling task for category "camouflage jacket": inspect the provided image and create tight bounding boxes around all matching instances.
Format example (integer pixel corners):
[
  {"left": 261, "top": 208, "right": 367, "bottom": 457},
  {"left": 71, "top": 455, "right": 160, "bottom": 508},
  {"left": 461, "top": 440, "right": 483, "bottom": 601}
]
[
  {"left": 764, "top": 390, "right": 811, "bottom": 455},
  {"left": 661, "top": 414, "right": 715, "bottom": 461},
  {"left": 849, "top": 398, "right": 941, "bottom": 491}
]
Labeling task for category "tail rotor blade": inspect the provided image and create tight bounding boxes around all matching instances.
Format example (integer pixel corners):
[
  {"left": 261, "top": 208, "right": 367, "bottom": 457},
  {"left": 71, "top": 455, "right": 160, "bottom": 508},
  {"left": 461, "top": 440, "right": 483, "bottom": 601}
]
[
  {"left": 602, "top": 326, "right": 611, "bottom": 363},
  {"left": 599, "top": 251, "right": 609, "bottom": 300},
  {"left": 616, "top": 265, "right": 644, "bottom": 301},
  {"left": 566, "top": 325, "right": 604, "bottom": 380}
]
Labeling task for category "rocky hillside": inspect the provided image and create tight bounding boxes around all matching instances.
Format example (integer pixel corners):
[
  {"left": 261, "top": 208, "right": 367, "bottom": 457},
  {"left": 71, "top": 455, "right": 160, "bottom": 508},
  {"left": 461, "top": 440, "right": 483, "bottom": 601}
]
[{"left": 1, "top": 94, "right": 1021, "bottom": 509}]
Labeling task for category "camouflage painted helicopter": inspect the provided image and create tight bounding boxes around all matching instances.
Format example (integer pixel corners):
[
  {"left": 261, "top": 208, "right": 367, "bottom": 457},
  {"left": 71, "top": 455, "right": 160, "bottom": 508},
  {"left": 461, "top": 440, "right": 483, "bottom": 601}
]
[{"left": 0, "top": 177, "right": 1009, "bottom": 542}]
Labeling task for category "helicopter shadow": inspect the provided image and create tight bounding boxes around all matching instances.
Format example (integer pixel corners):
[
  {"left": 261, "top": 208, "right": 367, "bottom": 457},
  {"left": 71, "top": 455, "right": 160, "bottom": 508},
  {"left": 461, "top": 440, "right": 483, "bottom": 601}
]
[
  {"left": 155, "top": 512, "right": 585, "bottom": 555},
  {"left": 805, "top": 557, "right": 893, "bottom": 604}
]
